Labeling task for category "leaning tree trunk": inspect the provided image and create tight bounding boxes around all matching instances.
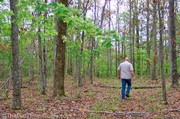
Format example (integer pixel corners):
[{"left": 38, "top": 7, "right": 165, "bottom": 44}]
[
  {"left": 53, "top": 0, "right": 68, "bottom": 97},
  {"left": 132, "top": 0, "right": 135, "bottom": 71},
  {"left": 100, "top": 0, "right": 108, "bottom": 29},
  {"left": 158, "top": 0, "right": 167, "bottom": 104},
  {"left": 168, "top": 0, "right": 179, "bottom": 88},
  {"left": 151, "top": 1, "right": 157, "bottom": 80},
  {"left": 10, "top": 0, "right": 21, "bottom": 110}
]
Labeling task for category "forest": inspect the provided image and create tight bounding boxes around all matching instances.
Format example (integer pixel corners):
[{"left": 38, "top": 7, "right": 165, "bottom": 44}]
[{"left": 0, "top": 0, "right": 179, "bottom": 118}]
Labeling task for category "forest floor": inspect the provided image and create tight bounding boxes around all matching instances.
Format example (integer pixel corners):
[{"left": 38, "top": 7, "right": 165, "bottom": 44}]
[{"left": 0, "top": 76, "right": 179, "bottom": 119}]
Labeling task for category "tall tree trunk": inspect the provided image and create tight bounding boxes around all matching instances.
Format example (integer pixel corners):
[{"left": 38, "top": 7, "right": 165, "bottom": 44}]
[
  {"left": 151, "top": 1, "right": 157, "bottom": 80},
  {"left": 53, "top": 18, "right": 57, "bottom": 76},
  {"left": 168, "top": 0, "right": 179, "bottom": 87},
  {"left": 11, "top": 0, "right": 21, "bottom": 109},
  {"left": 108, "top": 0, "right": 112, "bottom": 77},
  {"left": 158, "top": 0, "right": 167, "bottom": 104},
  {"left": 132, "top": 0, "right": 135, "bottom": 71},
  {"left": 77, "top": 0, "right": 86, "bottom": 87},
  {"left": 72, "top": 34, "right": 77, "bottom": 81},
  {"left": 89, "top": 0, "right": 97, "bottom": 84},
  {"left": 116, "top": 0, "right": 120, "bottom": 75},
  {"left": 135, "top": 0, "right": 140, "bottom": 75},
  {"left": 129, "top": 0, "right": 133, "bottom": 63},
  {"left": 44, "top": 0, "right": 48, "bottom": 80},
  {"left": 67, "top": 55, "right": 73, "bottom": 75},
  {"left": 77, "top": 0, "right": 82, "bottom": 87},
  {"left": 146, "top": 0, "right": 151, "bottom": 77},
  {"left": 95, "top": 0, "right": 108, "bottom": 77},
  {"left": 90, "top": 38, "right": 94, "bottom": 84},
  {"left": 53, "top": 0, "right": 68, "bottom": 97},
  {"left": 78, "top": 31, "right": 84, "bottom": 87},
  {"left": 29, "top": 40, "right": 35, "bottom": 81},
  {"left": 38, "top": 26, "right": 46, "bottom": 95}
]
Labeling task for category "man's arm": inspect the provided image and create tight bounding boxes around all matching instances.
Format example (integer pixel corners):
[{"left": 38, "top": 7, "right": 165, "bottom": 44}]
[
  {"left": 131, "top": 70, "right": 134, "bottom": 78},
  {"left": 130, "top": 63, "right": 134, "bottom": 78},
  {"left": 117, "top": 65, "right": 121, "bottom": 80},
  {"left": 118, "top": 70, "right": 121, "bottom": 80}
]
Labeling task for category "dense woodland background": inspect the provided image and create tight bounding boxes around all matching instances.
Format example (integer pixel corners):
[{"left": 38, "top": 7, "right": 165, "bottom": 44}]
[{"left": 0, "top": 0, "right": 179, "bottom": 117}]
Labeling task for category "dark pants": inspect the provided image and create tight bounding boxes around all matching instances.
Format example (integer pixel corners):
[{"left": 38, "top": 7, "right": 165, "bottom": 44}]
[{"left": 121, "top": 78, "right": 132, "bottom": 100}]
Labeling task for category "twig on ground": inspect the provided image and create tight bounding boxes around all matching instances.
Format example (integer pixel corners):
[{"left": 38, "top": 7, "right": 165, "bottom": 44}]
[
  {"left": 169, "top": 109, "right": 180, "bottom": 112},
  {"left": 94, "top": 85, "right": 161, "bottom": 89},
  {"left": 59, "top": 109, "right": 147, "bottom": 117}
]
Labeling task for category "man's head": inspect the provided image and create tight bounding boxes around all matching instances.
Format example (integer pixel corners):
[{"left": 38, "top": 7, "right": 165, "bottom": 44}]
[{"left": 125, "top": 57, "right": 129, "bottom": 61}]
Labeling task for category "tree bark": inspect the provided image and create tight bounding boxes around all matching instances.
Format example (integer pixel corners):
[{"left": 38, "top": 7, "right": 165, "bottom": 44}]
[
  {"left": 90, "top": 38, "right": 94, "bottom": 84},
  {"left": 53, "top": 0, "right": 68, "bottom": 97},
  {"left": 146, "top": 0, "right": 151, "bottom": 77},
  {"left": 151, "top": 1, "right": 157, "bottom": 80},
  {"left": 129, "top": 0, "right": 133, "bottom": 63},
  {"left": 100, "top": 0, "right": 108, "bottom": 28},
  {"left": 132, "top": 0, "right": 135, "bottom": 71},
  {"left": 135, "top": 0, "right": 140, "bottom": 76},
  {"left": 158, "top": 0, "right": 167, "bottom": 104},
  {"left": 168, "top": 0, "right": 179, "bottom": 88},
  {"left": 29, "top": 40, "right": 35, "bottom": 81},
  {"left": 10, "top": 0, "right": 21, "bottom": 110},
  {"left": 43, "top": 0, "right": 48, "bottom": 80},
  {"left": 89, "top": 0, "right": 97, "bottom": 84},
  {"left": 78, "top": 31, "right": 84, "bottom": 87},
  {"left": 108, "top": 0, "right": 112, "bottom": 77},
  {"left": 38, "top": 26, "right": 46, "bottom": 95}
]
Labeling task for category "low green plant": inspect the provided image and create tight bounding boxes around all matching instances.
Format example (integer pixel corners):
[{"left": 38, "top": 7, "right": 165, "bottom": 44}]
[
  {"left": 37, "top": 107, "right": 46, "bottom": 112},
  {"left": 88, "top": 113, "right": 100, "bottom": 119},
  {"left": 27, "top": 97, "right": 36, "bottom": 102},
  {"left": 147, "top": 103, "right": 163, "bottom": 112},
  {"left": 147, "top": 96, "right": 155, "bottom": 102},
  {"left": 91, "top": 99, "right": 119, "bottom": 112},
  {"left": 166, "top": 85, "right": 171, "bottom": 91},
  {"left": 76, "top": 92, "right": 82, "bottom": 99}
]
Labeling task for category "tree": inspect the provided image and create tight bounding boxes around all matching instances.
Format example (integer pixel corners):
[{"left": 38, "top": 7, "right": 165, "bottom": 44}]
[
  {"left": 43, "top": 0, "right": 48, "bottom": 82},
  {"left": 151, "top": 1, "right": 157, "bottom": 80},
  {"left": 38, "top": 23, "right": 46, "bottom": 95},
  {"left": 158, "top": 0, "right": 167, "bottom": 104},
  {"left": 10, "top": 0, "right": 21, "bottom": 109},
  {"left": 146, "top": 0, "right": 151, "bottom": 77},
  {"left": 53, "top": 0, "right": 68, "bottom": 97},
  {"left": 134, "top": 0, "right": 140, "bottom": 76},
  {"left": 168, "top": 0, "right": 179, "bottom": 88},
  {"left": 129, "top": 0, "right": 133, "bottom": 63}
]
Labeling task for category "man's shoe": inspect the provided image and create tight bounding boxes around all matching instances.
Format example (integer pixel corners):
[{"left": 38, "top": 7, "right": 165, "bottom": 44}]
[{"left": 126, "top": 94, "right": 130, "bottom": 97}]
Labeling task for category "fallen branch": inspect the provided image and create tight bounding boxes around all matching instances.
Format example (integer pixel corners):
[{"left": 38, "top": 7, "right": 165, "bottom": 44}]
[
  {"left": 94, "top": 85, "right": 161, "bottom": 89},
  {"left": 59, "top": 109, "right": 146, "bottom": 117},
  {"left": 0, "top": 76, "right": 12, "bottom": 90},
  {"left": 86, "top": 110, "right": 146, "bottom": 117},
  {"left": 169, "top": 109, "right": 180, "bottom": 112},
  {"left": 0, "top": 76, "right": 12, "bottom": 98}
]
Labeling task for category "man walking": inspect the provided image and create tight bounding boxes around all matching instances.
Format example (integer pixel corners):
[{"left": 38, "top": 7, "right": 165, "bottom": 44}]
[{"left": 117, "top": 57, "right": 134, "bottom": 101}]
